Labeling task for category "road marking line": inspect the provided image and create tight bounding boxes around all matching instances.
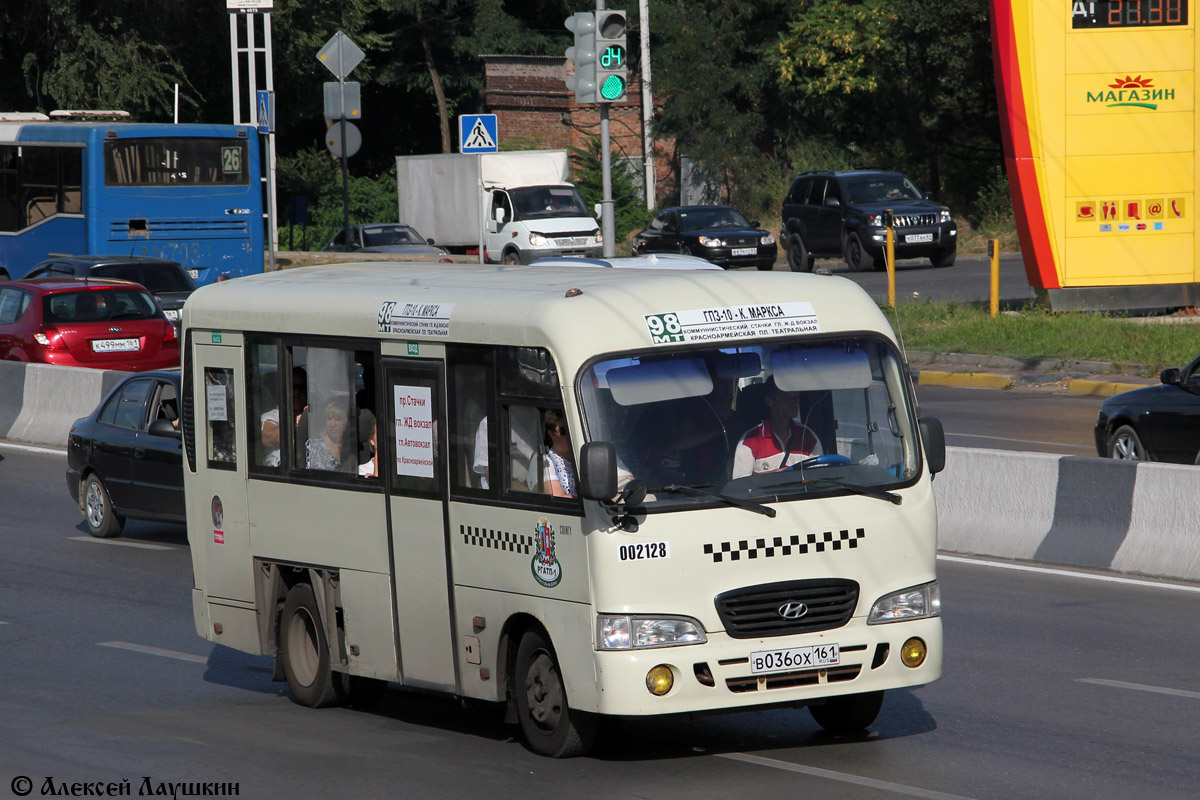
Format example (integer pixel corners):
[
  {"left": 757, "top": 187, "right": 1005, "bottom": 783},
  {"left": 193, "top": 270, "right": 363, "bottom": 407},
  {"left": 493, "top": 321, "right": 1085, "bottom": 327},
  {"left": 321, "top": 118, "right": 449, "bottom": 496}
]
[
  {"left": 945, "top": 432, "right": 1093, "bottom": 450},
  {"left": 99, "top": 642, "right": 208, "bottom": 664},
  {"left": 717, "top": 753, "right": 978, "bottom": 800},
  {"left": 69, "top": 536, "right": 174, "bottom": 551},
  {"left": 0, "top": 441, "right": 65, "bottom": 456},
  {"left": 1078, "top": 678, "right": 1200, "bottom": 701},
  {"left": 938, "top": 554, "right": 1200, "bottom": 593}
]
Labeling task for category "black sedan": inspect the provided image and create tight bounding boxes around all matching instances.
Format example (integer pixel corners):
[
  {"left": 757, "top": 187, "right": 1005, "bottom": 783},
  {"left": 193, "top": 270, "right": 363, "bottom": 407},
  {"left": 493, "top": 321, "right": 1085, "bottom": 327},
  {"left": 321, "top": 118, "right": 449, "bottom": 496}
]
[
  {"left": 1095, "top": 356, "right": 1200, "bottom": 463},
  {"left": 323, "top": 223, "right": 450, "bottom": 255},
  {"left": 633, "top": 206, "right": 777, "bottom": 270},
  {"left": 25, "top": 255, "right": 196, "bottom": 327},
  {"left": 66, "top": 370, "right": 184, "bottom": 537}
]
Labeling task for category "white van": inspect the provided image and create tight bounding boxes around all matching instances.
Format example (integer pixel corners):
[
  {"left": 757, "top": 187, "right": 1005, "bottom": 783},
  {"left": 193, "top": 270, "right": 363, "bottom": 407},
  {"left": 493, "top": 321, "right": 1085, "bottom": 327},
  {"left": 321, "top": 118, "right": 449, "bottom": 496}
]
[{"left": 181, "top": 261, "right": 946, "bottom": 757}]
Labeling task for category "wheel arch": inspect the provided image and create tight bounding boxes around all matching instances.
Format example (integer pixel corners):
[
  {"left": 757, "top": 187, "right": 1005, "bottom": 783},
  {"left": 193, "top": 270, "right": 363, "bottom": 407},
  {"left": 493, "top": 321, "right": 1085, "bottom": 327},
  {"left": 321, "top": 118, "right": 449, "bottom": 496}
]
[{"left": 258, "top": 562, "right": 345, "bottom": 680}]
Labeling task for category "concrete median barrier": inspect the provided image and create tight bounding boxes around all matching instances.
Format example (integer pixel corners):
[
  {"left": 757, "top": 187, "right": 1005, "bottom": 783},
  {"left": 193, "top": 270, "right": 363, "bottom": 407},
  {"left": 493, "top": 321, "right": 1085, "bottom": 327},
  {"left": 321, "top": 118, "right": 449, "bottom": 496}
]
[
  {"left": 0, "top": 361, "right": 128, "bottom": 447},
  {"left": 935, "top": 446, "right": 1200, "bottom": 583}
]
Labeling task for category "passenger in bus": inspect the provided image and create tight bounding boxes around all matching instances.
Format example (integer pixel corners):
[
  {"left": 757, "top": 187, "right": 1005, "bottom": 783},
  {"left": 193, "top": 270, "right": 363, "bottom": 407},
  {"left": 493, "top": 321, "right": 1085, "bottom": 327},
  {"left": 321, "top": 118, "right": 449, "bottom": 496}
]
[
  {"left": 730, "top": 377, "right": 823, "bottom": 479},
  {"left": 542, "top": 409, "right": 576, "bottom": 497},
  {"left": 306, "top": 396, "right": 352, "bottom": 471},
  {"left": 260, "top": 368, "right": 306, "bottom": 467},
  {"left": 357, "top": 408, "right": 378, "bottom": 478}
]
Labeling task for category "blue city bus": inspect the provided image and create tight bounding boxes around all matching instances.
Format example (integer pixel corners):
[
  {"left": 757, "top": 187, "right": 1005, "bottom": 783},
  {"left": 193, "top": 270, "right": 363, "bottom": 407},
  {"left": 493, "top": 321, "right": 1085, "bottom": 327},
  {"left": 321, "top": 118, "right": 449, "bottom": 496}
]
[{"left": 0, "top": 114, "right": 263, "bottom": 286}]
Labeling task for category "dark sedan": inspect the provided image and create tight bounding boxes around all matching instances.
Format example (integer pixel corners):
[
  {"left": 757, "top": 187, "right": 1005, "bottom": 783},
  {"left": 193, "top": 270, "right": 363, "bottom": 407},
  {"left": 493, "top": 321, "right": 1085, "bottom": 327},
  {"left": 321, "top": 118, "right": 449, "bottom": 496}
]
[
  {"left": 633, "top": 206, "right": 777, "bottom": 270},
  {"left": 24, "top": 255, "right": 196, "bottom": 327},
  {"left": 323, "top": 223, "right": 450, "bottom": 255},
  {"left": 1095, "top": 356, "right": 1200, "bottom": 463},
  {"left": 66, "top": 370, "right": 184, "bottom": 537}
]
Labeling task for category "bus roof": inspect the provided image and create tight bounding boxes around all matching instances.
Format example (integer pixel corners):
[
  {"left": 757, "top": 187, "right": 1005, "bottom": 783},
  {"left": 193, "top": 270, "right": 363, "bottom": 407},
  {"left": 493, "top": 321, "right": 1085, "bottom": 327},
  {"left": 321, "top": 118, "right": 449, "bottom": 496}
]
[
  {"left": 0, "top": 121, "right": 255, "bottom": 145},
  {"left": 183, "top": 262, "right": 898, "bottom": 371}
]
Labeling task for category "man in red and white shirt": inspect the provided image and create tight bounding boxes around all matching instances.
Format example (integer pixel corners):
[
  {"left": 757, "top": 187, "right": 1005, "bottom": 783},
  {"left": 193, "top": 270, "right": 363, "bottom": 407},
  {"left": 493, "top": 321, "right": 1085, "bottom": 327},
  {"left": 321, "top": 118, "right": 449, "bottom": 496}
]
[{"left": 731, "top": 378, "right": 823, "bottom": 479}]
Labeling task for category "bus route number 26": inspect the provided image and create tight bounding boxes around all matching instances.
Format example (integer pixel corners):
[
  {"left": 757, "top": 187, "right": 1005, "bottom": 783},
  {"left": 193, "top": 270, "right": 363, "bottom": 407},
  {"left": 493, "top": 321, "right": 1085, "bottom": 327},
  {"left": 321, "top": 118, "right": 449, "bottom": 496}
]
[{"left": 645, "top": 312, "right": 684, "bottom": 343}]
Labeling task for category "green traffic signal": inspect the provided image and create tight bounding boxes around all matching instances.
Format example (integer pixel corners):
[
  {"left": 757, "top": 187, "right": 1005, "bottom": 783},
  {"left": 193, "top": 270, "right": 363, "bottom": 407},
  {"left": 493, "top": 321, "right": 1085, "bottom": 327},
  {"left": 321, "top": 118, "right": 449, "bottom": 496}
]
[{"left": 600, "top": 75, "right": 626, "bottom": 101}]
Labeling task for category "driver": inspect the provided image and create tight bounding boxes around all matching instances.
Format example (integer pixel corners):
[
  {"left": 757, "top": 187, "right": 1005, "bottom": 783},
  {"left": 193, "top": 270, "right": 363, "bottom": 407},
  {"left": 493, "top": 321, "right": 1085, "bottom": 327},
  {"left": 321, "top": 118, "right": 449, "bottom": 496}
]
[{"left": 730, "top": 377, "right": 823, "bottom": 479}]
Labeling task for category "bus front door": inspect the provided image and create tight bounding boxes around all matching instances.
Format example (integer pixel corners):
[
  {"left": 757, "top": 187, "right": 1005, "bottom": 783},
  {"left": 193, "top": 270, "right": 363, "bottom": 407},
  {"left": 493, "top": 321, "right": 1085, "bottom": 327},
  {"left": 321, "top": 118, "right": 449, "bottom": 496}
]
[{"left": 384, "top": 360, "right": 458, "bottom": 693}]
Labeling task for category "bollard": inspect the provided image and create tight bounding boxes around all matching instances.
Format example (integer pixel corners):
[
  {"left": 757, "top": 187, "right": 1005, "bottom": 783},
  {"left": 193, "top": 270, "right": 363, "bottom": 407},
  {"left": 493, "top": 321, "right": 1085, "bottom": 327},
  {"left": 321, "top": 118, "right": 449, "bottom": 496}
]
[
  {"left": 989, "top": 238, "right": 1000, "bottom": 317},
  {"left": 884, "top": 209, "right": 896, "bottom": 308}
]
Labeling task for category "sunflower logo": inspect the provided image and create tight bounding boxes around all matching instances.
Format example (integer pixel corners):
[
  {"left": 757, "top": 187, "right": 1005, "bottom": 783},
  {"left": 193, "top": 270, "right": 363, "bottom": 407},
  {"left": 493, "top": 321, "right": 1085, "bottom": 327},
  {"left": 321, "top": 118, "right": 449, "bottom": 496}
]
[{"left": 1109, "top": 75, "right": 1154, "bottom": 89}]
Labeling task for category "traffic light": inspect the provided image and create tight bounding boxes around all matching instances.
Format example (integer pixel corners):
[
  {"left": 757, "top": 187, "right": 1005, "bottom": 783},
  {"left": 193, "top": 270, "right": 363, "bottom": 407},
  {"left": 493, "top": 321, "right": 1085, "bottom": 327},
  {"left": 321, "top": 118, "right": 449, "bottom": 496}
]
[
  {"left": 594, "top": 10, "right": 628, "bottom": 103},
  {"left": 565, "top": 12, "right": 597, "bottom": 104}
]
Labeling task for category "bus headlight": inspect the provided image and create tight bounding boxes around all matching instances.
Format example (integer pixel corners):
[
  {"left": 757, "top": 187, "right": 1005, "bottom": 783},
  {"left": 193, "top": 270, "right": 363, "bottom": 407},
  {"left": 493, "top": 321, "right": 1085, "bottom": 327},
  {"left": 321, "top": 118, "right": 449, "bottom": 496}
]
[
  {"left": 597, "top": 615, "right": 707, "bottom": 650},
  {"left": 867, "top": 581, "right": 941, "bottom": 624}
]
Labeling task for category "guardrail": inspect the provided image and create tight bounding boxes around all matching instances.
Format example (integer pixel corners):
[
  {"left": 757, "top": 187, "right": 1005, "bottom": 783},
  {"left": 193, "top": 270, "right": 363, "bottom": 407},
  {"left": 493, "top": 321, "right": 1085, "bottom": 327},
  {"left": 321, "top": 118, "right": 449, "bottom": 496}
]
[{"left": 2, "top": 361, "right": 1195, "bottom": 584}]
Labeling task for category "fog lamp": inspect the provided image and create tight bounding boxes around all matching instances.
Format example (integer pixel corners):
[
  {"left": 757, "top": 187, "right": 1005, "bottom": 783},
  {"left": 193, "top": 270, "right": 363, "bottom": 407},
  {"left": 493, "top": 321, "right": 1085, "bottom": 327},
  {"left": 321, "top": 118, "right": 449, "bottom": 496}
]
[
  {"left": 646, "top": 665, "right": 674, "bottom": 696},
  {"left": 900, "top": 637, "right": 927, "bottom": 668}
]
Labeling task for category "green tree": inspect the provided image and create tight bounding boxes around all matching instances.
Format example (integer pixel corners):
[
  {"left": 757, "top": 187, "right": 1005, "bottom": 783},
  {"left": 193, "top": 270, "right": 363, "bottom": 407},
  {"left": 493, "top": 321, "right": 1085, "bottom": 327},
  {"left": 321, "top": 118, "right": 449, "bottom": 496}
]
[{"left": 570, "top": 134, "right": 653, "bottom": 251}]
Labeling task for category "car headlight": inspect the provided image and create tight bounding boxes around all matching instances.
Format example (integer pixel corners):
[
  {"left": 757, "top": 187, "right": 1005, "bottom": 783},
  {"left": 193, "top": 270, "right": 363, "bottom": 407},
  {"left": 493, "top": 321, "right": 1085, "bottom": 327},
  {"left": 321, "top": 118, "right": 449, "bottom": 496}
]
[
  {"left": 698, "top": 236, "right": 724, "bottom": 248},
  {"left": 939, "top": 209, "right": 953, "bottom": 224},
  {"left": 867, "top": 214, "right": 884, "bottom": 227},
  {"left": 760, "top": 232, "right": 776, "bottom": 245},
  {"left": 593, "top": 230, "right": 603, "bottom": 243},
  {"left": 867, "top": 581, "right": 941, "bottom": 624},
  {"left": 597, "top": 615, "right": 707, "bottom": 650},
  {"left": 529, "top": 233, "right": 549, "bottom": 247}
]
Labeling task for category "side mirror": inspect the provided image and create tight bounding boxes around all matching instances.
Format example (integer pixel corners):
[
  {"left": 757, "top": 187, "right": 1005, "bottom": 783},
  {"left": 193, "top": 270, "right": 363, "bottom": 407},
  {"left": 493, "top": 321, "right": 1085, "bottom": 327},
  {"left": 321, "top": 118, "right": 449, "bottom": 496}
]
[
  {"left": 579, "top": 441, "right": 618, "bottom": 500},
  {"left": 919, "top": 417, "right": 946, "bottom": 475},
  {"left": 149, "top": 418, "right": 181, "bottom": 439},
  {"left": 494, "top": 207, "right": 507, "bottom": 224},
  {"left": 426, "top": 238, "right": 436, "bottom": 245},
  {"left": 824, "top": 197, "right": 840, "bottom": 208},
  {"left": 594, "top": 203, "right": 602, "bottom": 218},
  {"left": 750, "top": 220, "right": 760, "bottom": 228},
  {"left": 1161, "top": 367, "right": 1182, "bottom": 385}
]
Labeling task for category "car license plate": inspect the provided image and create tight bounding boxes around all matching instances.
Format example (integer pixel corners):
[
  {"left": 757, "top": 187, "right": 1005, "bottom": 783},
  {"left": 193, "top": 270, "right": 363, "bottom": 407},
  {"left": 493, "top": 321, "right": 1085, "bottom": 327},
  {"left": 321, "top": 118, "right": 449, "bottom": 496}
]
[
  {"left": 187, "top": 269, "right": 199, "bottom": 280},
  {"left": 731, "top": 247, "right": 757, "bottom": 256},
  {"left": 749, "top": 643, "right": 840, "bottom": 674},
  {"left": 92, "top": 337, "right": 140, "bottom": 353},
  {"left": 905, "top": 233, "right": 934, "bottom": 244}
]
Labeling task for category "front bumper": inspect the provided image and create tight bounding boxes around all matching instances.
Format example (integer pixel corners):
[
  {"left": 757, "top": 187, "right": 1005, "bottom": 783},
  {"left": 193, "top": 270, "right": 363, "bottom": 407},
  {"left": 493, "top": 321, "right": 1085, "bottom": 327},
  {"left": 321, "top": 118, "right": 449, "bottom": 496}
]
[
  {"left": 700, "top": 243, "right": 779, "bottom": 269},
  {"left": 863, "top": 223, "right": 957, "bottom": 257},
  {"left": 517, "top": 244, "right": 603, "bottom": 264},
  {"left": 590, "top": 615, "right": 941, "bottom": 716}
]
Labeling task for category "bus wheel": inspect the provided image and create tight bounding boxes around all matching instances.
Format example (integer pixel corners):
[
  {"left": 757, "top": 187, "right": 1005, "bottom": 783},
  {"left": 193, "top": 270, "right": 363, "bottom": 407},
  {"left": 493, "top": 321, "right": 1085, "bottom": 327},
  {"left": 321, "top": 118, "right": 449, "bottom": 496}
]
[
  {"left": 809, "top": 690, "right": 884, "bottom": 735},
  {"left": 280, "top": 584, "right": 344, "bottom": 708},
  {"left": 514, "top": 629, "right": 597, "bottom": 757},
  {"left": 84, "top": 474, "right": 124, "bottom": 538}
]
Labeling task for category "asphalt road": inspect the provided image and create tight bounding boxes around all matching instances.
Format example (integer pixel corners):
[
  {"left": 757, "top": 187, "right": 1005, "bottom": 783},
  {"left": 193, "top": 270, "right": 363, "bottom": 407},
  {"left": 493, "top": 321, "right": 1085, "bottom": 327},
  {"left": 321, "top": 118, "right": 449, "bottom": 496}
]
[{"left": 3, "top": 442, "right": 1198, "bottom": 800}]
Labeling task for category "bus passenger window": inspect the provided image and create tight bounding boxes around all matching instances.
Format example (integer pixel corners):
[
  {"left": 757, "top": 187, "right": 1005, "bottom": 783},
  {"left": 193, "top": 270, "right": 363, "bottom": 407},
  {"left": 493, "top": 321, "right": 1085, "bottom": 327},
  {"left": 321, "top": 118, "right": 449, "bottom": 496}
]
[
  {"left": 204, "top": 368, "right": 236, "bottom": 468},
  {"left": 291, "top": 345, "right": 374, "bottom": 475},
  {"left": 506, "top": 405, "right": 543, "bottom": 492},
  {"left": 451, "top": 362, "right": 490, "bottom": 491},
  {"left": 248, "top": 341, "right": 283, "bottom": 471}
]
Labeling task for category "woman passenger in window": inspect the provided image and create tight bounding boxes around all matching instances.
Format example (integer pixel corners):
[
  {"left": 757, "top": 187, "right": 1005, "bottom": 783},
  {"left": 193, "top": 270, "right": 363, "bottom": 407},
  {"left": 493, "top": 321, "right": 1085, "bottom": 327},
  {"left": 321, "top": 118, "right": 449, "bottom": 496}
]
[
  {"left": 542, "top": 409, "right": 575, "bottom": 497},
  {"left": 307, "top": 397, "right": 351, "bottom": 471}
]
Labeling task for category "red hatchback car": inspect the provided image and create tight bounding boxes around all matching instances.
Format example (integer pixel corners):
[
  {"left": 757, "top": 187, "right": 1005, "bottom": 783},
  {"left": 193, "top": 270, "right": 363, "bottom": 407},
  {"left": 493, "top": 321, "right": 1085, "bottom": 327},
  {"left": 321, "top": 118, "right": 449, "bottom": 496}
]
[{"left": 0, "top": 277, "right": 180, "bottom": 371}]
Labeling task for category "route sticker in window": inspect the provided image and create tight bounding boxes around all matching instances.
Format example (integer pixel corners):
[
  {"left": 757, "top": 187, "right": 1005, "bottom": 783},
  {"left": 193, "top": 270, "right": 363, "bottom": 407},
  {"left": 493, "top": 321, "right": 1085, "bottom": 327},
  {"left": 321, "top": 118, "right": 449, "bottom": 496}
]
[
  {"left": 378, "top": 301, "right": 455, "bottom": 338},
  {"left": 644, "top": 303, "right": 820, "bottom": 345},
  {"left": 395, "top": 384, "right": 435, "bottom": 478}
]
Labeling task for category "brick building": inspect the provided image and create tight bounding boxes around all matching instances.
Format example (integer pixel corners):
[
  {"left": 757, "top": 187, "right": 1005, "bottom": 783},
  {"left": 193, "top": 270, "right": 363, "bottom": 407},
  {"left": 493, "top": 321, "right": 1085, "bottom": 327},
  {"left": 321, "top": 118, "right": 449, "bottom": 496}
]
[{"left": 481, "top": 55, "right": 677, "bottom": 206}]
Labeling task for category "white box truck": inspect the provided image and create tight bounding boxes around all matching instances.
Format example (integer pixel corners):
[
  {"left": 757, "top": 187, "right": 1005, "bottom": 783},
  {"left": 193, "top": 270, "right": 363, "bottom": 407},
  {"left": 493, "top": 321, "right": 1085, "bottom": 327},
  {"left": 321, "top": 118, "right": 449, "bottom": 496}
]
[{"left": 395, "top": 150, "right": 602, "bottom": 264}]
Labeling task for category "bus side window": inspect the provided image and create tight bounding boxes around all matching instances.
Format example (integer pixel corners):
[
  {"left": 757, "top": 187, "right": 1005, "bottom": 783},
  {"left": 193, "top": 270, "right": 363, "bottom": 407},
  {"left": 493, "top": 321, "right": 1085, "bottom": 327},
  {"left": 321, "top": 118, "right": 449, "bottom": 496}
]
[
  {"left": 451, "top": 360, "right": 491, "bottom": 492},
  {"left": 291, "top": 345, "right": 374, "bottom": 475},
  {"left": 506, "top": 404, "right": 543, "bottom": 492},
  {"left": 205, "top": 368, "right": 236, "bottom": 468},
  {"left": 248, "top": 340, "right": 282, "bottom": 472}
]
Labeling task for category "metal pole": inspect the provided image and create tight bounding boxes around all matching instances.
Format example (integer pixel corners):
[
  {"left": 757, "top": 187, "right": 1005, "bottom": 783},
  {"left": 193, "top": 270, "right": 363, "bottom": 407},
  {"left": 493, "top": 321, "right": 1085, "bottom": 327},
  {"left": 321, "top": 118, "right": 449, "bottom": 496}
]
[
  {"left": 885, "top": 210, "right": 896, "bottom": 308},
  {"left": 478, "top": 153, "right": 485, "bottom": 264},
  {"left": 246, "top": 15, "right": 257, "bottom": 124},
  {"left": 264, "top": 12, "right": 277, "bottom": 269},
  {"left": 600, "top": 104, "right": 615, "bottom": 257},
  {"left": 990, "top": 239, "right": 1000, "bottom": 317},
  {"left": 229, "top": 15, "right": 240, "bottom": 124},
  {"left": 638, "top": 0, "right": 654, "bottom": 209},
  {"left": 339, "top": 39, "right": 351, "bottom": 250}
]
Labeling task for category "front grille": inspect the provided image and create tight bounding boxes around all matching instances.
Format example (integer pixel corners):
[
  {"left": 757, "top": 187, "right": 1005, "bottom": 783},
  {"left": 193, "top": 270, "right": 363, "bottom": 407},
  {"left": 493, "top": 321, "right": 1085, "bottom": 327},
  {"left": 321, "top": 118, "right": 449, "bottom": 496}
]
[
  {"left": 893, "top": 213, "right": 938, "bottom": 227},
  {"left": 714, "top": 578, "right": 859, "bottom": 638},
  {"left": 726, "top": 664, "right": 861, "bottom": 693}
]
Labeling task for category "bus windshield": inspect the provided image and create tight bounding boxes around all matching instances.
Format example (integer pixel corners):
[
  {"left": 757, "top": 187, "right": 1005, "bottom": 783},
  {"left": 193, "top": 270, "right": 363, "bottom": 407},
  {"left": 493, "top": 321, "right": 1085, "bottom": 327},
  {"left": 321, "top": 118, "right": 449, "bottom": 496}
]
[{"left": 578, "top": 337, "right": 919, "bottom": 508}]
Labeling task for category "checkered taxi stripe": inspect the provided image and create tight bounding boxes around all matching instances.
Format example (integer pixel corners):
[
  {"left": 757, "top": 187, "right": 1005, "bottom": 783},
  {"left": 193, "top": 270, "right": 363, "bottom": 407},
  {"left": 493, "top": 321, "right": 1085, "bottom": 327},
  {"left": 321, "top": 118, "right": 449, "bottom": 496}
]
[
  {"left": 460, "top": 525, "right": 533, "bottom": 554},
  {"left": 703, "top": 528, "right": 865, "bottom": 563}
]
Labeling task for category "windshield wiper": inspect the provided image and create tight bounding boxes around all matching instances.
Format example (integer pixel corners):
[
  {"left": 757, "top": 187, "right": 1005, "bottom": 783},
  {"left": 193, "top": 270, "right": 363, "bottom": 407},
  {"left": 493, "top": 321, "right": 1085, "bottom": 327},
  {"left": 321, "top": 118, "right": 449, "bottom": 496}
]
[
  {"left": 778, "top": 475, "right": 902, "bottom": 505},
  {"left": 652, "top": 484, "right": 776, "bottom": 518}
]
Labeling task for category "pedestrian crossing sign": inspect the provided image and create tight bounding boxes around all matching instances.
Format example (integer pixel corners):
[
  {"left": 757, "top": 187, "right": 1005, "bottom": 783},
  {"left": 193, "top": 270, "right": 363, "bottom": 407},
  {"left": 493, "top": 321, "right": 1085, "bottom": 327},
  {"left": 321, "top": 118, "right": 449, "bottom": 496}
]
[{"left": 459, "top": 114, "right": 498, "bottom": 154}]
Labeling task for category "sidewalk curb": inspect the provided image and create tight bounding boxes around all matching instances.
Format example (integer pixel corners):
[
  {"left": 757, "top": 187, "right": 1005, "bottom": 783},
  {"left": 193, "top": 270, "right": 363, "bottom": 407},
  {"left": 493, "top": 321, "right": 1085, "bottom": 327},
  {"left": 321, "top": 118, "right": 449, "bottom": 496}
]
[{"left": 913, "top": 367, "right": 1149, "bottom": 396}]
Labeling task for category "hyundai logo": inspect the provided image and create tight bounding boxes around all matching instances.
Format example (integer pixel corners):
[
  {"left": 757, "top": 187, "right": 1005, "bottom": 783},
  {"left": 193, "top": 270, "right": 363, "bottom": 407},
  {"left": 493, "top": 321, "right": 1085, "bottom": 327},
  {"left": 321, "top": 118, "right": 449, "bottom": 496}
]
[{"left": 778, "top": 601, "right": 809, "bottom": 619}]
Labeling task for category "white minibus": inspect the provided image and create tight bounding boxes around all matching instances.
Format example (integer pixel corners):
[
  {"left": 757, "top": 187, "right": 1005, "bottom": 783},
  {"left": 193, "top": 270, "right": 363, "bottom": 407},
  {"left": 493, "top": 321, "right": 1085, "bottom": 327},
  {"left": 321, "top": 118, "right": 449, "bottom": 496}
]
[{"left": 181, "top": 262, "right": 945, "bottom": 757}]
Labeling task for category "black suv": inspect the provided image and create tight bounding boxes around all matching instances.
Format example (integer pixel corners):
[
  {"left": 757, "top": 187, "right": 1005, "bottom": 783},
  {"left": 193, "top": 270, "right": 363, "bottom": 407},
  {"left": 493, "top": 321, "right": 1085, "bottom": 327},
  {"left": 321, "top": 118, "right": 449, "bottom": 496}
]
[
  {"left": 23, "top": 255, "right": 196, "bottom": 326},
  {"left": 780, "top": 170, "right": 957, "bottom": 272}
]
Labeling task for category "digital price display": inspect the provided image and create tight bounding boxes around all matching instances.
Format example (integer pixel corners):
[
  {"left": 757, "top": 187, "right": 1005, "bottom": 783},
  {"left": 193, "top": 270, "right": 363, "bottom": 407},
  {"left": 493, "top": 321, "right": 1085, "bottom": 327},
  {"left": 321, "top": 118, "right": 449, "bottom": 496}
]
[{"left": 1072, "top": 0, "right": 1189, "bottom": 27}]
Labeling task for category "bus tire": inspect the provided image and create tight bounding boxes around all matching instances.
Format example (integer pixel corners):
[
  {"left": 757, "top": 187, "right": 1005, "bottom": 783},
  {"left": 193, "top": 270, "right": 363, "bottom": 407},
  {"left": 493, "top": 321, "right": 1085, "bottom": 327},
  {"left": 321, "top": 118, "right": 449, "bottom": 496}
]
[
  {"left": 809, "top": 690, "right": 884, "bottom": 735},
  {"left": 280, "top": 583, "right": 344, "bottom": 709},
  {"left": 83, "top": 474, "right": 124, "bottom": 538},
  {"left": 514, "top": 628, "right": 597, "bottom": 757}
]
